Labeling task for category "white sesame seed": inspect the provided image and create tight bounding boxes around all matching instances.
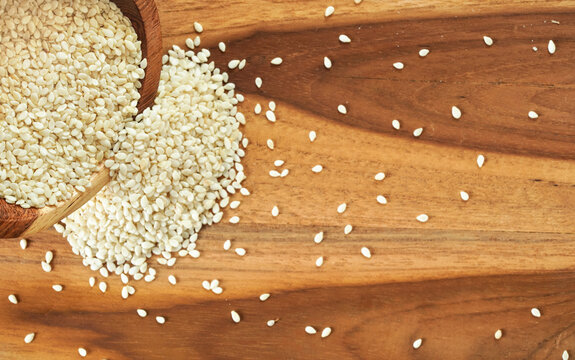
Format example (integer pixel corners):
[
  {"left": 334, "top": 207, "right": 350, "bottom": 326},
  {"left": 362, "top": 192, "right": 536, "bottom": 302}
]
[
  {"left": 137, "top": 309, "right": 147, "bottom": 318},
  {"left": 254, "top": 103, "right": 262, "bottom": 114},
  {"left": 24, "top": 333, "right": 35, "bottom": 344},
  {"left": 156, "top": 316, "right": 166, "bottom": 324},
  {"left": 337, "top": 104, "right": 347, "bottom": 114},
  {"left": 376, "top": 195, "right": 387, "bottom": 205},
  {"left": 99, "top": 282, "right": 107, "bottom": 293},
  {"left": 361, "top": 247, "right": 372, "bottom": 259},
  {"left": 271, "top": 57, "right": 283, "bottom": 65},
  {"left": 494, "top": 329, "right": 502, "bottom": 340},
  {"left": 321, "top": 327, "right": 332, "bottom": 338},
  {"left": 314, "top": 231, "right": 324, "bottom": 244},
  {"left": 393, "top": 62, "right": 404, "bottom": 70},
  {"left": 193, "top": 22, "right": 203, "bottom": 33},
  {"left": 477, "top": 154, "right": 485, "bottom": 168},
  {"left": 259, "top": 293, "right": 271, "bottom": 301},
  {"left": 20, "top": 239, "right": 27, "bottom": 250},
  {"left": 202, "top": 280, "right": 211, "bottom": 290},
  {"left": 212, "top": 286, "right": 223, "bottom": 294},
  {"left": 548, "top": 40, "right": 556, "bottom": 54},
  {"left": 269, "top": 170, "right": 281, "bottom": 177},
  {"left": 339, "top": 34, "right": 351, "bottom": 43},
  {"left": 229, "top": 216, "right": 240, "bottom": 224},
  {"left": 305, "top": 326, "right": 317, "bottom": 334},
  {"left": 528, "top": 111, "right": 539, "bottom": 119},
  {"left": 531, "top": 307, "right": 541, "bottom": 318},
  {"left": 413, "top": 338, "right": 423, "bottom": 349},
  {"left": 240, "top": 188, "right": 251, "bottom": 196},
  {"left": 89, "top": 277, "right": 96, "bottom": 288},
  {"left": 267, "top": 139, "right": 275, "bottom": 150},
  {"left": 413, "top": 128, "right": 423, "bottom": 137},
  {"left": 230, "top": 201, "right": 241, "bottom": 209},
  {"left": 223, "top": 240, "right": 232, "bottom": 251},
  {"left": 231, "top": 310, "right": 241, "bottom": 323},
  {"left": 337, "top": 203, "right": 347, "bottom": 213},
  {"left": 483, "top": 36, "right": 494, "bottom": 46},
  {"left": 392, "top": 119, "right": 401, "bottom": 130},
  {"left": 416, "top": 214, "right": 429, "bottom": 223},
  {"left": 238, "top": 59, "right": 247, "bottom": 70},
  {"left": 168, "top": 275, "right": 177, "bottom": 285},
  {"left": 266, "top": 110, "right": 276, "bottom": 122},
  {"left": 551, "top": 20, "right": 561, "bottom": 24},
  {"left": 228, "top": 59, "right": 240, "bottom": 69},
  {"left": 309, "top": 131, "right": 317, "bottom": 142},
  {"left": 255, "top": 77, "right": 262, "bottom": 88},
  {"left": 280, "top": 169, "right": 289, "bottom": 177},
  {"left": 312, "top": 165, "right": 323, "bottom": 173},
  {"left": 563, "top": 350, "right": 569, "bottom": 360},
  {"left": 8, "top": 294, "right": 18, "bottom": 304},
  {"left": 267, "top": 320, "right": 276, "bottom": 327},
  {"left": 344, "top": 224, "right": 353, "bottom": 235},
  {"left": 52, "top": 284, "right": 63, "bottom": 292},
  {"left": 218, "top": 42, "right": 226, "bottom": 52},
  {"left": 354, "top": 0, "right": 362, "bottom": 3},
  {"left": 210, "top": 279, "right": 219, "bottom": 290},
  {"left": 460, "top": 191, "right": 470, "bottom": 201},
  {"left": 78, "top": 348, "right": 87, "bottom": 357},
  {"left": 325, "top": 6, "right": 335, "bottom": 17},
  {"left": 274, "top": 160, "right": 285, "bottom": 167},
  {"left": 533, "top": 46, "right": 538, "bottom": 51},
  {"left": 41, "top": 261, "right": 51, "bottom": 272},
  {"left": 419, "top": 48, "right": 430, "bottom": 57},
  {"left": 271, "top": 206, "right": 279, "bottom": 217},
  {"left": 452, "top": 106, "right": 462, "bottom": 119},
  {"left": 324, "top": 57, "right": 332, "bottom": 69},
  {"left": 235, "top": 248, "right": 247, "bottom": 256},
  {"left": 374, "top": 172, "right": 386, "bottom": 181},
  {"left": 269, "top": 101, "right": 276, "bottom": 111},
  {"left": 315, "top": 256, "right": 324, "bottom": 267}
]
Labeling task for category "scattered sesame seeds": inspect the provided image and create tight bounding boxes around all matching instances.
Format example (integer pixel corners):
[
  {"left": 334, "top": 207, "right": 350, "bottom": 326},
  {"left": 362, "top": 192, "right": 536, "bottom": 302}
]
[
  {"left": 8, "top": 294, "right": 18, "bottom": 304},
  {"left": 533, "top": 46, "right": 538, "bottom": 52},
  {"left": 218, "top": 42, "right": 226, "bottom": 52},
  {"left": 230, "top": 201, "right": 241, "bottom": 209},
  {"left": 376, "top": 195, "right": 387, "bottom": 205},
  {"left": 168, "top": 275, "right": 177, "bottom": 285},
  {"left": 494, "top": 329, "right": 503, "bottom": 340},
  {"left": 267, "top": 320, "right": 276, "bottom": 327},
  {"left": 531, "top": 307, "right": 541, "bottom": 318},
  {"left": 210, "top": 279, "right": 220, "bottom": 290},
  {"left": 551, "top": 20, "right": 561, "bottom": 24},
  {"left": 305, "top": 326, "right": 317, "bottom": 334},
  {"left": 416, "top": 214, "right": 429, "bottom": 223},
  {"left": 267, "top": 139, "right": 275, "bottom": 150},
  {"left": 361, "top": 247, "right": 372, "bottom": 259},
  {"left": 269, "top": 101, "right": 276, "bottom": 111},
  {"left": 271, "top": 57, "right": 283, "bottom": 65},
  {"left": 89, "top": 277, "right": 96, "bottom": 288},
  {"left": 314, "top": 232, "right": 324, "bottom": 244},
  {"left": 354, "top": 0, "right": 362, "bottom": 3},
  {"left": 231, "top": 310, "right": 241, "bottom": 323},
  {"left": 137, "top": 309, "right": 148, "bottom": 318},
  {"left": 548, "top": 40, "right": 556, "bottom": 54},
  {"left": 477, "top": 154, "right": 485, "bottom": 168},
  {"left": 185, "top": 38, "right": 195, "bottom": 49},
  {"left": 280, "top": 169, "right": 289, "bottom": 177},
  {"left": 228, "top": 59, "right": 240, "bottom": 69},
  {"left": 393, "top": 62, "right": 404, "bottom": 70},
  {"left": 344, "top": 224, "right": 353, "bottom": 235},
  {"left": 563, "top": 350, "right": 570, "bottom": 360},
  {"left": 274, "top": 160, "right": 285, "bottom": 167},
  {"left": 483, "top": 36, "right": 494, "bottom": 46},
  {"left": 321, "top": 327, "right": 332, "bottom": 338},
  {"left": 419, "top": 48, "right": 430, "bottom": 57},
  {"left": 337, "top": 203, "right": 347, "bottom": 213},
  {"left": 309, "top": 131, "right": 317, "bottom": 142},
  {"left": 271, "top": 206, "right": 279, "bottom": 217},
  {"left": 213, "top": 287, "right": 223, "bottom": 294},
  {"left": 193, "top": 21, "right": 203, "bottom": 33},
  {"left": 41, "top": 261, "right": 51, "bottom": 272},
  {"left": 255, "top": 77, "right": 263, "bottom": 88},
  {"left": 240, "top": 188, "right": 251, "bottom": 196},
  {"left": 238, "top": 59, "right": 247, "bottom": 70},
  {"left": 339, "top": 34, "right": 351, "bottom": 43},
  {"left": 223, "top": 240, "right": 232, "bottom": 251},
  {"left": 392, "top": 119, "right": 401, "bottom": 130},
  {"left": 413, "top": 128, "right": 423, "bottom": 137},
  {"left": 528, "top": 111, "right": 539, "bottom": 119},
  {"left": 156, "top": 316, "right": 166, "bottom": 324},
  {"left": 315, "top": 256, "right": 324, "bottom": 267},
  {"left": 24, "top": 333, "right": 35, "bottom": 344},
  {"left": 413, "top": 338, "right": 423, "bottom": 349},
  {"left": 325, "top": 6, "right": 335, "bottom": 17},
  {"left": 254, "top": 103, "right": 262, "bottom": 114},
  {"left": 312, "top": 165, "right": 323, "bottom": 173},
  {"left": 235, "top": 248, "right": 247, "bottom": 256},
  {"left": 374, "top": 172, "right": 386, "bottom": 181},
  {"left": 337, "top": 104, "right": 347, "bottom": 114},
  {"left": 260, "top": 293, "right": 271, "bottom": 301},
  {"left": 99, "top": 282, "right": 107, "bottom": 293},
  {"left": 229, "top": 216, "right": 240, "bottom": 224},
  {"left": 202, "top": 280, "right": 211, "bottom": 290},
  {"left": 19, "top": 239, "right": 27, "bottom": 250},
  {"left": 78, "top": 348, "right": 87, "bottom": 357},
  {"left": 460, "top": 191, "right": 470, "bottom": 201},
  {"left": 324, "top": 57, "right": 332, "bottom": 69},
  {"left": 266, "top": 110, "right": 276, "bottom": 122},
  {"left": 452, "top": 106, "right": 462, "bottom": 119},
  {"left": 52, "top": 284, "right": 63, "bottom": 292}
]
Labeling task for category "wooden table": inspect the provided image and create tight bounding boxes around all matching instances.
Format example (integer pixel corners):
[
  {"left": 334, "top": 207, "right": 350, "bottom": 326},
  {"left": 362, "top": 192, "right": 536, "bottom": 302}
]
[{"left": 2, "top": 0, "right": 575, "bottom": 358}]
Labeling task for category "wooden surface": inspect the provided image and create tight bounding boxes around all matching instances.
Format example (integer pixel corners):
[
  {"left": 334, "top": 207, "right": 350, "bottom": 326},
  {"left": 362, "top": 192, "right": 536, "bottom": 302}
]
[
  {"left": 2, "top": 0, "right": 575, "bottom": 358},
  {"left": 0, "top": 0, "right": 162, "bottom": 239}
]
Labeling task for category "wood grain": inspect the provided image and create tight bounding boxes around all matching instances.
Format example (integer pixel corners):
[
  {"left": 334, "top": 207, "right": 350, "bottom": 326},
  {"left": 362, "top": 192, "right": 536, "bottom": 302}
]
[{"left": 1, "top": 0, "right": 575, "bottom": 359}]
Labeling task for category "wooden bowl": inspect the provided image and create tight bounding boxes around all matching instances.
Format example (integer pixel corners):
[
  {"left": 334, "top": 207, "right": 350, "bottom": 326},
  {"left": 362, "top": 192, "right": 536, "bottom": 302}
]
[{"left": 0, "top": 0, "right": 162, "bottom": 239}]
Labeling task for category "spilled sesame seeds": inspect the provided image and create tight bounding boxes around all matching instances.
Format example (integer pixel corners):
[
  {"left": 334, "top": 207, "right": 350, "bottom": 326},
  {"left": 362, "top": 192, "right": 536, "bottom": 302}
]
[
  {"left": 19, "top": 239, "right": 27, "bottom": 250},
  {"left": 260, "top": 293, "right": 271, "bottom": 301},
  {"left": 269, "top": 170, "right": 281, "bottom": 178},
  {"left": 337, "top": 104, "right": 347, "bottom": 114},
  {"left": 309, "top": 131, "right": 317, "bottom": 142},
  {"left": 228, "top": 59, "right": 240, "bottom": 69},
  {"left": 494, "top": 329, "right": 503, "bottom": 340},
  {"left": 137, "top": 309, "right": 148, "bottom": 318},
  {"left": 41, "top": 261, "right": 52, "bottom": 272},
  {"left": 416, "top": 214, "right": 429, "bottom": 223},
  {"left": 325, "top": 6, "right": 335, "bottom": 17},
  {"left": 235, "top": 248, "right": 247, "bottom": 256},
  {"left": 477, "top": 154, "right": 485, "bottom": 168},
  {"left": 229, "top": 216, "right": 240, "bottom": 224},
  {"left": 483, "top": 36, "right": 494, "bottom": 46},
  {"left": 156, "top": 316, "right": 166, "bottom": 324},
  {"left": 344, "top": 224, "right": 353, "bottom": 235},
  {"left": 280, "top": 169, "right": 289, "bottom": 177},
  {"left": 339, "top": 34, "right": 351, "bottom": 43},
  {"left": 254, "top": 103, "right": 262, "bottom": 114},
  {"left": 24, "top": 333, "right": 35, "bottom": 344},
  {"left": 271, "top": 206, "right": 279, "bottom": 217},
  {"left": 255, "top": 77, "right": 263, "bottom": 88},
  {"left": 274, "top": 160, "right": 285, "bottom": 167},
  {"left": 337, "top": 203, "right": 347, "bottom": 213},
  {"left": 393, "top": 62, "right": 404, "bottom": 70},
  {"left": 99, "top": 281, "right": 107, "bottom": 293},
  {"left": 267, "top": 139, "right": 275, "bottom": 150},
  {"left": 315, "top": 256, "right": 324, "bottom": 267},
  {"left": 266, "top": 110, "right": 276, "bottom": 122},
  {"left": 460, "top": 191, "right": 470, "bottom": 201},
  {"left": 376, "top": 195, "right": 387, "bottom": 204},
  {"left": 413, "top": 128, "right": 423, "bottom": 137},
  {"left": 201, "top": 280, "right": 211, "bottom": 291},
  {"left": 230, "top": 201, "right": 241, "bottom": 209},
  {"left": 168, "top": 275, "right": 177, "bottom": 285},
  {"left": 305, "top": 326, "right": 317, "bottom": 334},
  {"left": 314, "top": 231, "right": 324, "bottom": 244},
  {"left": 452, "top": 106, "right": 462, "bottom": 119},
  {"left": 231, "top": 310, "right": 241, "bottom": 323},
  {"left": 269, "top": 101, "right": 276, "bottom": 111},
  {"left": 374, "top": 172, "right": 386, "bottom": 181},
  {"left": 324, "top": 57, "right": 332, "bottom": 69},
  {"left": 78, "top": 348, "right": 88, "bottom": 357},
  {"left": 193, "top": 21, "right": 203, "bottom": 33},
  {"left": 267, "top": 320, "right": 276, "bottom": 327},
  {"left": 548, "top": 40, "right": 556, "bottom": 54},
  {"left": 563, "top": 350, "right": 570, "bottom": 360},
  {"left": 312, "top": 165, "right": 323, "bottom": 173},
  {"left": 321, "top": 327, "right": 332, "bottom": 338},
  {"left": 361, "top": 247, "right": 372, "bottom": 259},
  {"left": 52, "top": 284, "right": 63, "bottom": 292},
  {"left": 419, "top": 48, "right": 430, "bottom": 57},
  {"left": 413, "top": 338, "right": 423, "bottom": 349},
  {"left": 223, "top": 240, "right": 232, "bottom": 251},
  {"left": 528, "top": 111, "right": 539, "bottom": 119},
  {"left": 89, "top": 277, "right": 96, "bottom": 288},
  {"left": 531, "top": 307, "right": 541, "bottom": 318},
  {"left": 218, "top": 42, "right": 226, "bottom": 52},
  {"left": 392, "top": 119, "right": 401, "bottom": 130},
  {"left": 8, "top": 294, "right": 18, "bottom": 304},
  {"left": 271, "top": 57, "right": 283, "bottom": 65}
]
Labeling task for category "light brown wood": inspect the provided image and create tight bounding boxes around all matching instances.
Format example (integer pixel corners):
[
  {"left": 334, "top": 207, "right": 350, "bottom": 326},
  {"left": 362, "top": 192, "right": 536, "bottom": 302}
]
[
  {"left": 0, "top": 0, "right": 162, "bottom": 239},
  {"left": 1, "top": 0, "right": 575, "bottom": 359}
]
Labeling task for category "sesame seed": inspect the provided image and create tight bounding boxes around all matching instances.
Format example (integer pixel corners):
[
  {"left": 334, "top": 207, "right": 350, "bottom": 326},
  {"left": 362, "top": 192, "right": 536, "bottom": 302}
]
[
  {"left": 533, "top": 46, "right": 538, "bottom": 51},
  {"left": 89, "top": 277, "right": 96, "bottom": 288},
  {"left": 8, "top": 294, "right": 18, "bottom": 304},
  {"left": 416, "top": 214, "right": 429, "bottom": 223},
  {"left": 305, "top": 326, "right": 317, "bottom": 334},
  {"left": 280, "top": 169, "right": 289, "bottom": 177},
  {"left": 185, "top": 38, "right": 195, "bottom": 49},
  {"left": 309, "top": 131, "right": 317, "bottom": 142},
  {"left": 528, "top": 111, "right": 539, "bottom": 119},
  {"left": 238, "top": 59, "right": 246, "bottom": 70},
  {"left": 267, "top": 320, "right": 276, "bottom": 327},
  {"left": 168, "top": 275, "right": 177, "bottom": 285},
  {"left": 271, "top": 206, "right": 279, "bottom": 217},
  {"left": 266, "top": 110, "right": 276, "bottom": 122},
  {"left": 314, "top": 231, "right": 324, "bottom": 244},
  {"left": 315, "top": 256, "right": 324, "bottom": 267},
  {"left": 52, "top": 284, "right": 63, "bottom": 292},
  {"left": 202, "top": 280, "right": 211, "bottom": 290},
  {"left": 223, "top": 240, "right": 232, "bottom": 251},
  {"left": 193, "top": 22, "right": 203, "bottom": 33},
  {"left": 324, "top": 57, "right": 332, "bottom": 69},
  {"left": 259, "top": 293, "right": 271, "bottom": 301},
  {"left": 337, "top": 104, "right": 347, "bottom": 114},
  {"left": 156, "top": 316, "right": 166, "bottom": 324},
  {"left": 563, "top": 350, "right": 569, "bottom": 360},
  {"left": 218, "top": 42, "right": 226, "bottom": 52},
  {"left": 531, "top": 307, "right": 541, "bottom": 318},
  {"left": 231, "top": 310, "right": 241, "bottom": 323},
  {"left": 20, "top": 239, "right": 27, "bottom": 250},
  {"left": 254, "top": 103, "right": 262, "bottom": 114},
  {"left": 255, "top": 77, "right": 262, "bottom": 88},
  {"left": 321, "top": 327, "right": 332, "bottom": 338},
  {"left": 413, "top": 338, "right": 423, "bottom": 349},
  {"left": 24, "top": 333, "right": 35, "bottom": 344},
  {"left": 229, "top": 216, "right": 240, "bottom": 224},
  {"left": 452, "top": 106, "right": 462, "bottom": 119},
  {"left": 354, "top": 0, "right": 362, "bottom": 3},
  {"left": 419, "top": 48, "right": 430, "bottom": 57},
  {"left": 393, "top": 62, "right": 404, "bottom": 70},
  {"left": 210, "top": 279, "right": 219, "bottom": 290},
  {"left": 361, "top": 247, "right": 372, "bottom": 258},
  {"left": 235, "top": 248, "right": 247, "bottom": 256},
  {"left": 344, "top": 224, "right": 353, "bottom": 235},
  {"left": 548, "top": 40, "right": 556, "bottom": 54},
  {"left": 230, "top": 201, "right": 241, "bottom": 209},
  {"left": 339, "top": 34, "right": 351, "bottom": 43},
  {"left": 136, "top": 309, "right": 147, "bottom": 317},
  {"left": 374, "top": 172, "right": 385, "bottom": 181},
  {"left": 483, "top": 36, "right": 494, "bottom": 46},
  {"left": 267, "top": 139, "right": 275, "bottom": 150},
  {"left": 477, "top": 154, "right": 485, "bottom": 168},
  {"left": 413, "top": 128, "right": 423, "bottom": 137},
  {"left": 392, "top": 119, "right": 400, "bottom": 130},
  {"left": 460, "top": 191, "right": 470, "bottom": 201},
  {"left": 99, "top": 282, "right": 107, "bottom": 293},
  {"left": 228, "top": 59, "right": 240, "bottom": 69},
  {"left": 78, "top": 348, "right": 87, "bottom": 357},
  {"left": 337, "top": 203, "right": 347, "bottom": 213},
  {"left": 274, "top": 160, "right": 285, "bottom": 167},
  {"left": 269, "top": 101, "right": 276, "bottom": 111},
  {"left": 376, "top": 195, "right": 387, "bottom": 204},
  {"left": 551, "top": 20, "right": 561, "bottom": 24},
  {"left": 270, "top": 57, "right": 283, "bottom": 65},
  {"left": 312, "top": 165, "right": 323, "bottom": 173},
  {"left": 269, "top": 170, "right": 281, "bottom": 177},
  {"left": 494, "top": 329, "right": 502, "bottom": 340},
  {"left": 41, "top": 261, "right": 51, "bottom": 272},
  {"left": 325, "top": 6, "right": 335, "bottom": 17},
  {"left": 212, "top": 287, "right": 223, "bottom": 294},
  {"left": 240, "top": 188, "right": 251, "bottom": 196}
]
